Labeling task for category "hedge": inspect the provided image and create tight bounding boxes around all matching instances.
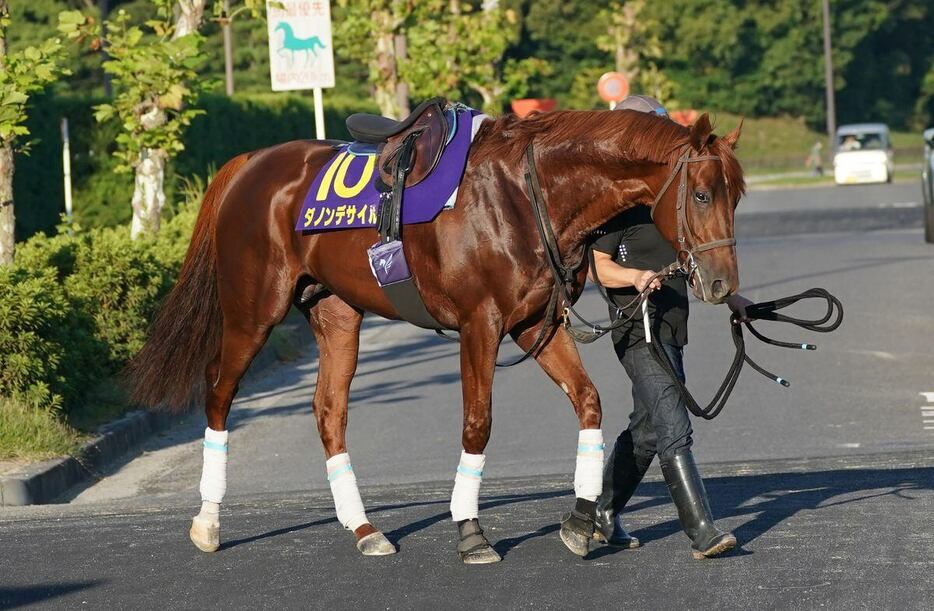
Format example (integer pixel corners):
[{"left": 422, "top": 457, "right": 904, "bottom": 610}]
[
  {"left": 0, "top": 199, "right": 198, "bottom": 422},
  {"left": 14, "top": 92, "right": 377, "bottom": 239}
]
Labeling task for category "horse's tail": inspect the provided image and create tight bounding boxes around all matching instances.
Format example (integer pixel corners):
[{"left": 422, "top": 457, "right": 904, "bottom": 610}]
[{"left": 125, "top": 153, "right": 251, "bottom": 412}]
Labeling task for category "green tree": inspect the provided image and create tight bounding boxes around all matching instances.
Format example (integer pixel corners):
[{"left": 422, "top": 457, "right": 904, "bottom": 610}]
[
  {"left": 65, "top": 1, "right": 209, "bottom": 238},
  {"left": 404, "top": 1, "right": 551, "bottom": 113},
  {"left": 0, "top": 2, "right": 72, "bottom": 265},
  {"left": 595, "top": 1, "right": 674, "bottom": 106},
  {"left": 334, "top": 0, "right": 414, "bottom": 119}
]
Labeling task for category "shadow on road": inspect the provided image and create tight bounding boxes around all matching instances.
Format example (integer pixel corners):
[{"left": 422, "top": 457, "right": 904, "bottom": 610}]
[
  {"left": 599, "top": 465, "right": 932, "bottom": 559},
  {"left": 0, "top": 581, "right": 103, "bottom": 609},
  {"left": 215, "top": 464, "right": 933, "bottom": 561}
]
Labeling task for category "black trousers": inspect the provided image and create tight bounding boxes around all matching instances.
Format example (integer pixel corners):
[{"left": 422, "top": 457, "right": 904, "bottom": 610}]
[{"left": 613, "top": 341, "right": 693, "bottom": 463}]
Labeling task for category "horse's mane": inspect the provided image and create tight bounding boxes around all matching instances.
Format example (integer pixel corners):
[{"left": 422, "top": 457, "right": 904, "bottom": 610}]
[{"left": 482, "top": 109, "right": 746, "bottom": 204}]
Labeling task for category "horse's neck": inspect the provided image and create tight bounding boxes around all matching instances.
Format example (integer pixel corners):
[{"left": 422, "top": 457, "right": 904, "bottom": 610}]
[{"left": 546, "top": 158, "right": 666, "bottom": 256}]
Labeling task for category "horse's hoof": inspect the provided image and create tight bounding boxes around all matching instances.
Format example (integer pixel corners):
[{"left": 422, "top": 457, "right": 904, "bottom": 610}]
[
  {"left": 560, "top": 525, "right": 590, "bottom": 557},
  {"left": 559, "top": 508, "right": 594, "bottom": 557},
  {"left": 356, "top": 531, "right": 396, "bottom": 556},
  {"left": 459, "top": 544, "right": 502, "bottom": 565},
  {"left": 189, "top": 517, "right": 220, "bottom": 553}
]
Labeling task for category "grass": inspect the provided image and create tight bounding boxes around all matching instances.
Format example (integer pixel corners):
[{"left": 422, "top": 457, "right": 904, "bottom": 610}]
[
  {"left": 0, "top": 399, "right": 86, "bottom": 461},
  {"left": 706, "top": 113, "right": 926, "bottom": 176}
]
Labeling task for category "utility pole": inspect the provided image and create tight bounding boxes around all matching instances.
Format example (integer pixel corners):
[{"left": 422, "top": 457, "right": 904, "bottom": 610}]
[
  {"left": 222, "top": 0, "right": 234, "bottom": 96},
  {"left": 100, "top": 0, "right": 111, "bottom": 96},
  {"left": 821, "top": 0, "right": 836, "bottom": 141}
]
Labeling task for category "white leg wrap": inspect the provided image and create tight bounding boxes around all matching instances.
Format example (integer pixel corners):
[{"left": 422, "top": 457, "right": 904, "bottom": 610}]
[
  {"left": 326, "top": 453, "right": 368, "bottom": 531},
  {"left": 199, "top": 427, "right": 228, "bottom": 504},
  {"left": 450, "top": 451, "right": 485, "bottom": 522},
  {"left": 574, "top": 429, "right": 604, "bottom": 501}
]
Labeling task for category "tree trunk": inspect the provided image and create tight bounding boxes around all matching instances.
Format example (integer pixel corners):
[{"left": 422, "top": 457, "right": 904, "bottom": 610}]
[
  {"left": 372, "top": 11, "right": 402, "bottom": 119},
  {"left": 130, "top": 0, "right": 202, "bottom": 239},
  {"left": 222, "top": 0, "right": 234, "bottom": 96},
  {"left": 130, "top": 149, "right": 166, "bottom": 240},
  {"left": 393, "top": 34, "right": 409, "bottom": 117},
  {"left": 0, "top": 145, "right": 14, "bottom": 265},
  {"left": 174, "top": 0, "right": 206, "bottom": 39},
  {"left": 0, "top": 5, "right": 12, "bottom": 266}
]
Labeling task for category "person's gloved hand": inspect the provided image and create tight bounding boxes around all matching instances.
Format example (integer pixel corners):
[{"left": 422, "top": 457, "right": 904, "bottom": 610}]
[{"left": 726, "top": 294, "right": 754, "bottom": 323}]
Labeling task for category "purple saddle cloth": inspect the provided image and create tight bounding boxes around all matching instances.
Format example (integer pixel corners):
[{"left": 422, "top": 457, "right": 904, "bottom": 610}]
[{"left": 296, "top": 107, "right": 479, "bottom": 233}]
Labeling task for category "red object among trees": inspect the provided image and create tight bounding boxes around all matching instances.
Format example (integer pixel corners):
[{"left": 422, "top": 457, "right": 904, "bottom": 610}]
[
  {"left": 669, "top": 109, "right": 699, "bottom": 126},
  {"left": 511, "top": 98, "right": 558, "bottom": 118}
]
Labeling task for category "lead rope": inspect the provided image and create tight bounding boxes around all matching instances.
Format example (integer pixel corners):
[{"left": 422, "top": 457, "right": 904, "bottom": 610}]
[{"left": 645, "top": 287, "right": 843, "bottom": 420}]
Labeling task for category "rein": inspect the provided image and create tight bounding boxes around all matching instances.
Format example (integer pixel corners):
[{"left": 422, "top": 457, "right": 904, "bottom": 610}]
[
  {"left": 647, "top": 288, "right": 843, "bottom": 420},
  {"left": 515, "top": 140, "right": 845, "bottom": 420}
]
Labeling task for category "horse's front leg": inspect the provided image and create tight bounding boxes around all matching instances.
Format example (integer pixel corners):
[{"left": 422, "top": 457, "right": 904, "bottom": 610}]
[
  {"left": 451, "top": 315, "right": 504, "bottom": 564},
  {"left": 512, "top": 323, "right": 604, "bottom": 557}
]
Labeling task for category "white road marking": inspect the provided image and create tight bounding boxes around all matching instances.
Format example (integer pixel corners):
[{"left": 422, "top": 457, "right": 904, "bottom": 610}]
[
  {"left": 920, "top": 392, "right": 934, "bottom": 403},
  {"left": 879, "top": 201, "right": 920, "bottom": 208}
]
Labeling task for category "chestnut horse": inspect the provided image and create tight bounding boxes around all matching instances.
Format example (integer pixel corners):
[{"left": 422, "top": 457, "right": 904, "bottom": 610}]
[{"left": 128, "top": 109, "right": 744, "bottom": 564}]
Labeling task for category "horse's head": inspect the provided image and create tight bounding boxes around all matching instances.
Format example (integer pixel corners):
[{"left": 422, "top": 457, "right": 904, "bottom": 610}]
[
  {"left": 275, "top": 22, "right": 289, "bottom": 34},
  {"left": 651, "top": 113, "right": 744, "bottom": 304}
]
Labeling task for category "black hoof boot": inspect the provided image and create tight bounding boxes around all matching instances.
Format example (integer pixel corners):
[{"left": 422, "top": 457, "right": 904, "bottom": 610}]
[
  {"left": 560, "top": 498, "right": 596, "bottom": 557},
  {"left": 660, "top": 449, "right": 736, "bottom": 559},
  {"left": 457, "top": 519, "right": 501, "bottom": 564}
]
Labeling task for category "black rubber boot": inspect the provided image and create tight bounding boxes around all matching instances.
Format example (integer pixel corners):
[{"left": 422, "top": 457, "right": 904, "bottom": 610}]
[
  {"left": 660, "top": 449, "right": 736, "bottom": 559},
  {"left": 593, "top": 431, "right": 651, "bottom": 548}
]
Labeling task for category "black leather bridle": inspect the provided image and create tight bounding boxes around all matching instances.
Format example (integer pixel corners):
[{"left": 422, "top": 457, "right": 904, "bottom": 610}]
[{"left": 649, "top": 143, "right": 736, "bottom": 299}]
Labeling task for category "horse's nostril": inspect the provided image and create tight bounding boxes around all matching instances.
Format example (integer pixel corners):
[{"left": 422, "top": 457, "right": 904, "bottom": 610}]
[{"left": 711, "top": 279, "right": 727, "bottom": 300}]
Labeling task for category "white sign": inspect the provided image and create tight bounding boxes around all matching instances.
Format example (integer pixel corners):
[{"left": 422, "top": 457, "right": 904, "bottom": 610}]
[{"left": 267, "top": 0, "right": 335, "bottom": 91}]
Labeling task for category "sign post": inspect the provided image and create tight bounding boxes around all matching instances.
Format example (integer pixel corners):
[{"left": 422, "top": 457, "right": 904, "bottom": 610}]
[
  {"left": 267, "top": 0, "right": 335, "bottom": 139},
  {"left": 597, "top": 72, "right": 630, "bottom": 109}
]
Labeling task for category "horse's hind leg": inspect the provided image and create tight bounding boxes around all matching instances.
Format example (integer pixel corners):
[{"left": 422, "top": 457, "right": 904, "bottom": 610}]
[
  {"left": 512, "top": 324, "right": 604, "bottom": 558},
  {"left": 189, "top": 309, "right": 286, "bottom": 553},
  {"left": 307, "top": 294, "right": 395, "bottom": 556}
]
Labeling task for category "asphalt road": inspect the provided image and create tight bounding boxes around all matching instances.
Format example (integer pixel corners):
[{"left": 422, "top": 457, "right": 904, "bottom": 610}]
[
  {"left": 2, "top": 452, "right": 932, "bottom": 610},
  {"left": 3, "top": 181, "right": 933, "bottom": 609}
]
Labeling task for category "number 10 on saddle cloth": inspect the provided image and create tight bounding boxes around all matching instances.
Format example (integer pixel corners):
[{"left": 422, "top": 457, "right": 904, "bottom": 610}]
[{"left": 296, "top": 107, "right": 486, "bottom": 233}]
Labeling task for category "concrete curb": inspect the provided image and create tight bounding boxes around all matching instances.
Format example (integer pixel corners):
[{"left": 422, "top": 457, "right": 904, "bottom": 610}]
[{"left": 0, "top": 409, "right": 174, "bottom": 506}]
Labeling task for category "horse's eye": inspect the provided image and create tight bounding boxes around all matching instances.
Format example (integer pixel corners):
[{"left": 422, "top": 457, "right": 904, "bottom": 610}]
[{"left": 694, "top": 190, "right": 711, "bottom": 205}]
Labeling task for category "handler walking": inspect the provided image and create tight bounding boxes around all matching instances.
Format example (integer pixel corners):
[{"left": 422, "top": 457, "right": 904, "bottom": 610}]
[{"left": 589, "top": 95, "right": 748, "bottom": 559}]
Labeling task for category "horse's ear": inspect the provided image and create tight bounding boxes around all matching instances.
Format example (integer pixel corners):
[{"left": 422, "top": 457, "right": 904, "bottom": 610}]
[
  {"left": 723, "top": 117, "right": 744, "bottom": 150},
  {"left": 689, "top": 113, "right": 713, "bottom": 151}
]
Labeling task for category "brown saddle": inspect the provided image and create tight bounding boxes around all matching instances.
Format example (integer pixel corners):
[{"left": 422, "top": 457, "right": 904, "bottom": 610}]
[{"left": 345, "top": 97, "right": 449, "bottom": 189}]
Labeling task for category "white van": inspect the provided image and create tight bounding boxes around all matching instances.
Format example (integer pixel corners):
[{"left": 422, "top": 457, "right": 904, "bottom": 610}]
[{"left": 833, "top": 123, "right": 894, "bottom": 185}]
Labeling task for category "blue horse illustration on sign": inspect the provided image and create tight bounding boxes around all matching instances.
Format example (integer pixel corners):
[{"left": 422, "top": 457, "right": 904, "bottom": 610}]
[{"left": 275, "top": 22, "right": 327, "bottom": 67}]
